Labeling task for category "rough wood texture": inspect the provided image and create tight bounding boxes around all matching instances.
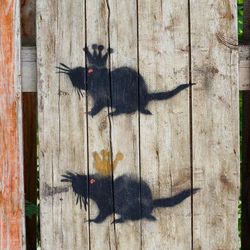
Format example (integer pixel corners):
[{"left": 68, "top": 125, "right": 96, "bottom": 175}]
[
  {"left": 37, "top": 1, "right": 89, "bottom": 249},
  {"left": 0, "top": 0, "right": 26, "bottom": 249},
  {"left": 138, "top": 1, "right": 191, "bottom": 249},
  {"left": 109, "top": 0, "right": 141, "bottom": 248},
  {"left": 239, "top": 45, "right": 250, "bottom": 90},
  {"left": 190, "top": 1, "right": 240, "bottom": 249},
  {"left": 86, "top": 0, "right": 116, "bottom": 249},
  {"left": 19, "top": 46, "right": 250, "bottom": 92},
  {"left": 21, "top": 47, "right": 36, "bottom": 92},
  {"left": 36, "top": 1, "right": 240, "bottom": 249}
]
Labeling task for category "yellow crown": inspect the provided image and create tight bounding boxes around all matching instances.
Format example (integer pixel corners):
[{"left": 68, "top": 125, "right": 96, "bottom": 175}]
[{"left": 92, "top": 149, "right": 124, "bottom": 176}]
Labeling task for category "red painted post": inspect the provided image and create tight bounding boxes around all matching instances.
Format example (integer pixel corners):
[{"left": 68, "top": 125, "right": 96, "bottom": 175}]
[{"left": 0, "top": 0, "right": 25, "bottom": 249}]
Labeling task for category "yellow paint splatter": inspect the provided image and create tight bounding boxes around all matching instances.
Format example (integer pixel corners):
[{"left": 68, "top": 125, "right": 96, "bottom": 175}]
[{"left": 93, "top": 149, "right": 124, "bottom": 176}]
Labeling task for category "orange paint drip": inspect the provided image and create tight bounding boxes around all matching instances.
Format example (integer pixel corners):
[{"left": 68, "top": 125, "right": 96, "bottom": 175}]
[{"left": 0, "top": 1, "right": 23, "bottom": 249}]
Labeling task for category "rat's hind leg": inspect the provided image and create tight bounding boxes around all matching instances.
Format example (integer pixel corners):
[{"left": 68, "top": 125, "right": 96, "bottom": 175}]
[
  {"left": 88, "top": 102, "right": 106, "bottom": 117},
  {"left": 145, "top": 214, "right": 156, "bottom": 221},
  {"left": 87, "top": 212, "right": 109, "bottom": 223},
  {"left": 109, "top": 106, "right": 137, "bottom": 116},
  {"left": 109, "top": 109, "right": 125, "bottom": 116},
  {"left": 140, "top": 108, "right": 152, "bottom": 115},
  {"left": 111, "top": 217, "right": 125, "bottom": 224}
]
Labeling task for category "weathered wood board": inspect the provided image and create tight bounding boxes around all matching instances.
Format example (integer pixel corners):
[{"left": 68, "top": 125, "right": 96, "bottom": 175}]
[
  {"left": 138, "top": 1, "right": 192, "bottom": 249},
  {"left": 190, "top": 1, "right": 240, "bottom": 249},
  {"left": 37, "top": 0, "right": 239, "bottom": 249},
  {"left": 37, "top": 1, "right": 89, "bottom": 249},
  {"left": 109, "top": 0, "right": 141, "bottom": 248},
  {"left": 86, "top": 0, "right": 116, "bottom": 249},
  {"left": 0, "top": 0, "right": 25, "bottom": 249}
]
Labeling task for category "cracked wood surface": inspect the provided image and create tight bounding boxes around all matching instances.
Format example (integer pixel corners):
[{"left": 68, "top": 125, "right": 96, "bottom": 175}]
[
  {"left": 0, "top": 0, "right": 25, "bottom": 249},
  {"left": 37, "top": 0, "right": 239, "bottom": 249},
  {"left": 191, "top": 1, "right": 239, "bottom": 249},
  {"left": 37, "top": 1, "right": 89, "bottom": 249},
  {"left": 138, "top": 1, "right": 191, "bottom": 249}
]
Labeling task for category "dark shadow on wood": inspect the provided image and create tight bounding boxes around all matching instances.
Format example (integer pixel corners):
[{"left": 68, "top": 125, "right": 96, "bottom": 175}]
[
  {"left": 21, "top": 0, "right": 36, "bottom": 46},
  {"left": 241, "top": 92, "right": 250, "bottom": 250},
  {"left": 241, "top": 2, "right": 250, "bottom": 249},
  {"left": 22, "top": 93, "right": 37, "bottom": 250}
]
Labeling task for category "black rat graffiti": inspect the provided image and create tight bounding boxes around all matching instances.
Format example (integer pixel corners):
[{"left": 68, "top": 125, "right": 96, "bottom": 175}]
[
  {"left": 61, "top": 172, "right": 199, "bottom": 224},
  {"left": 57, "top": 44, "right": 193, "bottom": 116},
  {"left": 61, "top": 150, "right": 199, "bottom": 224}
]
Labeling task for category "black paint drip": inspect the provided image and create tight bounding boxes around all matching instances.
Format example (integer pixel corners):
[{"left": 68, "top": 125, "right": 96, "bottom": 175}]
[
  {"left": 57, "top": 44, "right": 193, "bottom": 116},
  {"left": 61, "top": 172, "right": 200, "bottom": 224}
]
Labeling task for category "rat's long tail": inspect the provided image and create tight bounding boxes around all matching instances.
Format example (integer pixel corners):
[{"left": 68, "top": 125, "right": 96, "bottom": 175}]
[
  {"left": 153, "top": 188, "right": 200, "bottom": 208},
  {"left": 147, "top": 83, "right": 192, "bottom": 101}
]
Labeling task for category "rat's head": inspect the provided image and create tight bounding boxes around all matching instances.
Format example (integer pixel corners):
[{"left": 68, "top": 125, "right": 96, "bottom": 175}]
[
  {"left": 56, "top": 64, "right": 87, "bottom": 92},
  {"left": 84, "top": 44, "right": 113, "bottom": 69},
  {"left": 61, "top": 172, "right": 88, "bottom": 200}
]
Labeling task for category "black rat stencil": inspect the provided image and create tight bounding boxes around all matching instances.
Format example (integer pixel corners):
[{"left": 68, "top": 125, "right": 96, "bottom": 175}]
[
  {"left": 61, "top": 172, "right": 199, "bottom": 224},
  {"left": 57, "top": 44, "right": 192, "bottom": 116},
  {"left": 61, "top": 150, "right": 199, "bottom": 224}
]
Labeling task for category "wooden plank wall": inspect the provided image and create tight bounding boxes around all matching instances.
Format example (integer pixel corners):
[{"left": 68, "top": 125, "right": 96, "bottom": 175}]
[
  {"left": 138, "top": 1, "right": 191, "bottom": 249},
  {"left": 0, "top": 0, "right": 25, "bottom": 249},
  {"left": 191, "top": 1, "right": 239, "bottom": 249},
  {"left": 37, "top": 0, "right": 239, "bottom": 249},
  {"left": 37, "top": 1, "right": 89, "bottom": 249}
]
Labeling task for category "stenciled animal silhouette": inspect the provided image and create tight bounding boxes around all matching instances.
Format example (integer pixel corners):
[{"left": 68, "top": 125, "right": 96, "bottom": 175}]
[
  {"left": 57, "top": 44, "right": 193, "bottom": 116},
  {"left": 61, "top": 172, "right": 199, "bottom": 224}
]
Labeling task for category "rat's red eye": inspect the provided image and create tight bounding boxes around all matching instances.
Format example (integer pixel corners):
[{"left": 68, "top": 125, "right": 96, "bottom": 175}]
[
  {"left": 90, "top": 178, "right": 96, "bottom": 184},
  {"left": 88, "top": 68, "right": 94, "bottom": 75}
]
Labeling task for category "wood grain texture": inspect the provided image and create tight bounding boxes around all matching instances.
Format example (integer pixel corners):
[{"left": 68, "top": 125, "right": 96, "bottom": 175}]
[
  {"left": 109, "top": 0, "right": 141, "bottom": 249},
  {"left": 86, "top": 0, "right": 116, "bottom": 249},
  {"left": 0, "top": 0, "right": 26, "bottom": 249},
  {"left": 36, "top": 0, "right": 240, "bottom": 249},
  {"left": 138, "top": 1, "right": 191, "bottom": 249},
  {"left": 21, "top": 47, "right": 37, "bottom": 92},
  {"left": 190, "top": 1, "right": 240, "bottom": 249},
  {"left": 37, "top": 1, "right": 89, "bottom": 249},
  {"left": 20, "top": 46, "right": 250, "bottom": 92}
]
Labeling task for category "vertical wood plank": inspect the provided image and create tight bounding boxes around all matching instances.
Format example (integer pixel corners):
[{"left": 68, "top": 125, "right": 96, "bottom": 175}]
[
  {"left": 86, "top": 0, "right": 116, "bottom": 249},
  {"left": 190, "top": 1, "right": 240, "bottom": 249},
  {"left": 138, "top": 0, "right": 191, "bottom": 249},
  {"left": 109, "top": 0, "right": 141, "bottom": 249},
  {"left": 37, "top": 1, "right": 89, "bottom": 249},
  {"left": 0, "top": 0, "right": 26, "bottom": 249}
]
